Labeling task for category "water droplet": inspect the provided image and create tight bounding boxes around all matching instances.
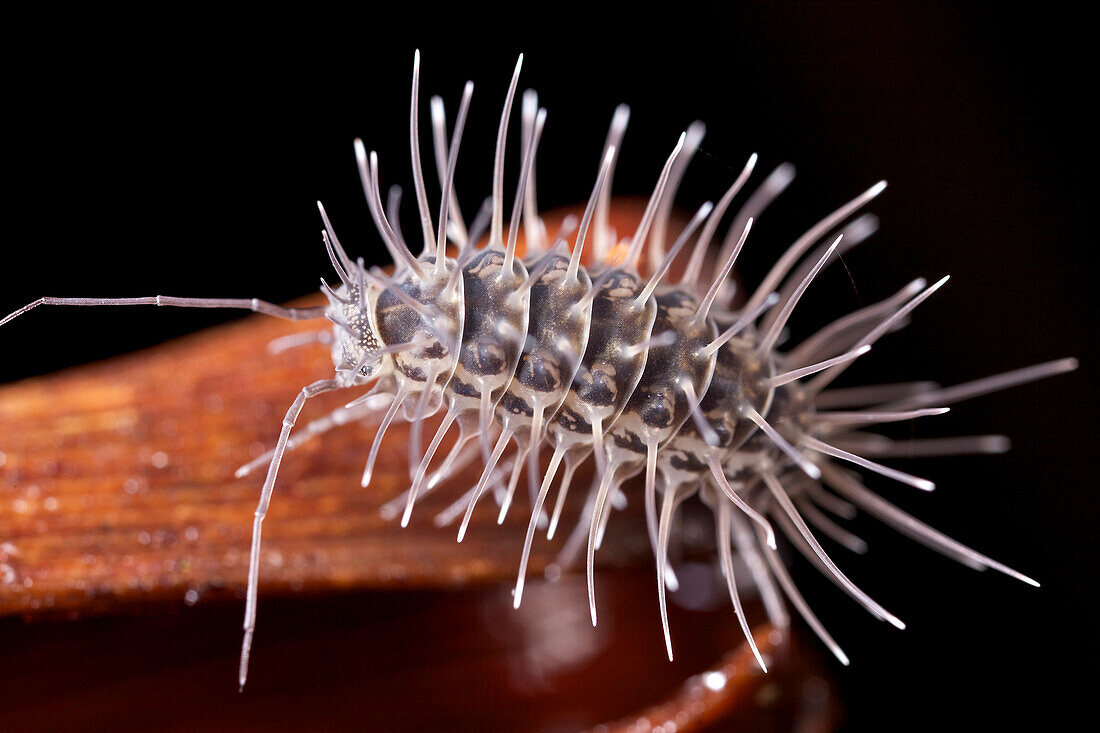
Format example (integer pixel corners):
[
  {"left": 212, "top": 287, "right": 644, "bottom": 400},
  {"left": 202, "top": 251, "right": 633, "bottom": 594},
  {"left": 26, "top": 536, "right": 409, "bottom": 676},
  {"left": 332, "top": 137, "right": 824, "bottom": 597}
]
[{"left": 703, "top": 671, "right": 727, "bottom": 691}]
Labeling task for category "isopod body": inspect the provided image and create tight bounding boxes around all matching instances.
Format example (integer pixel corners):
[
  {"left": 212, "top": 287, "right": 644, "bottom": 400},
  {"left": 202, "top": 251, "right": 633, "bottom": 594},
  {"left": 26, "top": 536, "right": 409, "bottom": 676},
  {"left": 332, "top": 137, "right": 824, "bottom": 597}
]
[{"left": 0, "top": 51, "right": 1077, "bottom": 691}]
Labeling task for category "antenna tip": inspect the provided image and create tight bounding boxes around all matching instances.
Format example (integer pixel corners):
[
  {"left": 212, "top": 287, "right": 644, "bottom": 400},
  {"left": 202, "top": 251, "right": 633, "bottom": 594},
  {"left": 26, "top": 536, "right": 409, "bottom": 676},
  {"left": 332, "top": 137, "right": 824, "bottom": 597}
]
[{"left": 871, "top": 180, "right": 888, "bottom": 195}]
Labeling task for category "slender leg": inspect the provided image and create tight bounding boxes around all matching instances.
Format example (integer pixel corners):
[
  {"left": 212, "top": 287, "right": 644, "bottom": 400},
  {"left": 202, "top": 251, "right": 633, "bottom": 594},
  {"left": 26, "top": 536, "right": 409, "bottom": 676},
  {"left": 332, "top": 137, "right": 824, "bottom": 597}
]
[
  {"left": 379, "top": 430, "right": 478, "bottom": 521},
  {"left": 235, "top": 399, "right": 384, "bottom": 478},
  {"left": 360, "top": 386, "right": 410, "bottom": 488},
  {"left": 240, "top": 378, "right": 340, "bottom": 690}
]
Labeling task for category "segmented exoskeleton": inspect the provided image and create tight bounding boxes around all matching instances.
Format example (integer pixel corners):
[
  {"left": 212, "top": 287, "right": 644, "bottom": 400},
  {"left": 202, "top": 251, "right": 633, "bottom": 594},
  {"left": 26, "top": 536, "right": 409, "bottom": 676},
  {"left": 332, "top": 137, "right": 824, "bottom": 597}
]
[{"left": 0, "top": 52, "right": 1076, "bottom": 687}]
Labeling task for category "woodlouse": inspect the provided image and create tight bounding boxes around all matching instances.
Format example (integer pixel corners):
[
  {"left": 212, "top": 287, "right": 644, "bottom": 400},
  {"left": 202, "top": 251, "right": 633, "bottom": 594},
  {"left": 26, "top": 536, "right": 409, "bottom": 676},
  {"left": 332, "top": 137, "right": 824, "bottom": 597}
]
[{"left": 0, "top": 52, "right": 1077, "bottom": 692}]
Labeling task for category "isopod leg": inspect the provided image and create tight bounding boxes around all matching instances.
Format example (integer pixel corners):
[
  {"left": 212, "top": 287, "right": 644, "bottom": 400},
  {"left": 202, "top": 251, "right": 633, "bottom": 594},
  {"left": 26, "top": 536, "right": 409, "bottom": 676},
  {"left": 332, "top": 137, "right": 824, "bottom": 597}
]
[
  {"left": 360, "top": 387, "right": 410, "bottom": 488},
  {"left": 240, "top": 378, "right": 340, "bottom": 690},
  {"left": 236, "top": 399, "right": 384, "bottom": 479}
]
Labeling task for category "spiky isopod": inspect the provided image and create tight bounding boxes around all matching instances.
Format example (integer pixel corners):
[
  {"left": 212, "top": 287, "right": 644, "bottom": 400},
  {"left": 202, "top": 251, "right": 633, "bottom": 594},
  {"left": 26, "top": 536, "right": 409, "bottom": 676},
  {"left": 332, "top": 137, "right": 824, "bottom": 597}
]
[{"left": 0, "top": 51, "right": 1077, "bottom": 693}]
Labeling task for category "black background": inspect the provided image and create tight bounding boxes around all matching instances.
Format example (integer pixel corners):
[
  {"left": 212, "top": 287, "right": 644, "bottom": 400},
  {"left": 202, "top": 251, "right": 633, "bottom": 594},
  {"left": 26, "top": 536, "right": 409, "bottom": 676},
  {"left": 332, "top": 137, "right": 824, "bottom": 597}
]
[{"left": 3, "top": 3, "right": 1096, "bottom": 731}]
